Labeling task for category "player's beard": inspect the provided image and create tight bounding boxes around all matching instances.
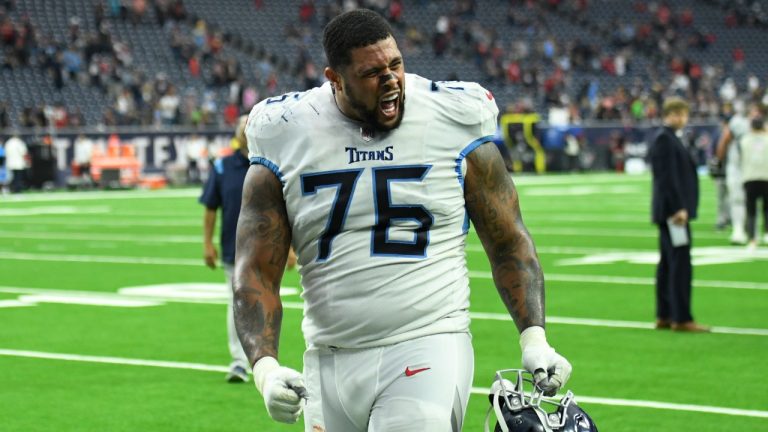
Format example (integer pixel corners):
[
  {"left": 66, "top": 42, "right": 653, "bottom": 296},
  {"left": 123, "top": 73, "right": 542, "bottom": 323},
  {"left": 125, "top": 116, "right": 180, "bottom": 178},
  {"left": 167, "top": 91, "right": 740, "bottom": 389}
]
[{"left": 345, "top": 86, "right": 405, "bottom": 132}]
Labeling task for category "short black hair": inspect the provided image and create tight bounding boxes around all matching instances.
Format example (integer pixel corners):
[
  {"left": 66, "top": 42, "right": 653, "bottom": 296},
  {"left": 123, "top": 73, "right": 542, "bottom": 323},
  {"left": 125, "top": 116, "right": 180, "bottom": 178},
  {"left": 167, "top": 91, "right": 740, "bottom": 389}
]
[{"left": 323, "top": 9, "right": 394, "bottom": 70}]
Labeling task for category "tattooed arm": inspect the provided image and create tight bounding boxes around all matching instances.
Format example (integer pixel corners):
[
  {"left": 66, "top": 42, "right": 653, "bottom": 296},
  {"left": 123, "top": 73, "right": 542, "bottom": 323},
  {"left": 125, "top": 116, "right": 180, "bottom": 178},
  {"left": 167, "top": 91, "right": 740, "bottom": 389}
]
[
  {"left": 464, "top": 142, "right": 571, "bottom": 395},
  {"left": 464, "top": 142, "right": 544, "bottom": 332},
  {"left": 233, "top": 164, "right": 292, "bottom": 366},
  {"left": 235, "top": 164, "right": 306, "bottom": 423}
]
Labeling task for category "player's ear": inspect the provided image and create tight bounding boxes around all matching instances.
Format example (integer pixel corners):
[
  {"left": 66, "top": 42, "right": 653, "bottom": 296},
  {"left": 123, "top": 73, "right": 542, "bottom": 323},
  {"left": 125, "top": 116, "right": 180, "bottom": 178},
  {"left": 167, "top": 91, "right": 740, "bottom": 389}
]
[{"left": 325, "top": 67, "right": 342, "bottom": 94}]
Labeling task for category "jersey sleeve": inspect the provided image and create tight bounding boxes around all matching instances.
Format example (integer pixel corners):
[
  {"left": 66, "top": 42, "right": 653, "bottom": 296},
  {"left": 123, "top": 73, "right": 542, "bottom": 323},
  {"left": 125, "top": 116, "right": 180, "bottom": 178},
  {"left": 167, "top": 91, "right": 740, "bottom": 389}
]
[
  {"left": 245, "top": 91, "right": 311, "bottom": 182},
  {"left": 728, "top": 116, "right": 749, "bottom": 139},
  {"left": 430, "top": 80, "right": 500, "bottom": 139},
  {"left": 245, "top": 98, "right": 290, "bottom": 181}
]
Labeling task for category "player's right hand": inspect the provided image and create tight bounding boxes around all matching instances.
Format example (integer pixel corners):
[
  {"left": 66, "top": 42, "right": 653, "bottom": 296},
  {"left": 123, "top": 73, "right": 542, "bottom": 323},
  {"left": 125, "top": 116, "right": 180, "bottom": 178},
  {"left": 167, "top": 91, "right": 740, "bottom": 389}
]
[{"left": 253, "top": 356, "right": 306, "bottom": 423}]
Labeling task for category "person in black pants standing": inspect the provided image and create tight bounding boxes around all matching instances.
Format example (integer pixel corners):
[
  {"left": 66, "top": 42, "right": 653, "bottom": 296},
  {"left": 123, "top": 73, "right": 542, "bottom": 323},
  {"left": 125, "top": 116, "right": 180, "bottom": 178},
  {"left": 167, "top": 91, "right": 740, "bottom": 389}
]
[
  {"left": 740, "top": 115, "right": 768, "bottom": 250},
  {"left": 649, "top": 97, "right": 710, "bottom": 332}
]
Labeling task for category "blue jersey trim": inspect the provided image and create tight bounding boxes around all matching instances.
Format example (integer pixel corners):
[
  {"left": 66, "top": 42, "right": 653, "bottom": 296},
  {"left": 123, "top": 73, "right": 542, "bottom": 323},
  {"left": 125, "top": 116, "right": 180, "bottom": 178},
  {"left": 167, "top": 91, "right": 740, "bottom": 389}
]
[
  {"left": 250, "top": 156, "right": 285, "bottom": 182},
  {"left": 455, "top": 135, "right": 494, "bottom": 189},
  {"left": 455, "top": 135, "right": 494, "bottom": 233}
]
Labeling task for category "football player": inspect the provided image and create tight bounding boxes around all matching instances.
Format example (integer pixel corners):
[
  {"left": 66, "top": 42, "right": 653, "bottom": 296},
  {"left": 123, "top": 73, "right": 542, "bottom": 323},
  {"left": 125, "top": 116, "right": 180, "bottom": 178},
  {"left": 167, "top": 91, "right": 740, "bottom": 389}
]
[
  {"left": 716, "top": 100, "right": 760, "bottom": 245},
  {"left": 234, "top": 8, "right": 571, "bottom": 431}
]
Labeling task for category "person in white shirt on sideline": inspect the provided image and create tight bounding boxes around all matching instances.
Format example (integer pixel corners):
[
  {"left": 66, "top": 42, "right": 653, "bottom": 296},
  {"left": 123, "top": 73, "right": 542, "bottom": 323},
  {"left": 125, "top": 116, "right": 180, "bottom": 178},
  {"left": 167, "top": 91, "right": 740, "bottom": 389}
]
[
  {"left": 73, "top": 134, "right": 94, "bottom": 181},
  {"left": 4, "top": 133, "right": 29, "bottom": 193},
  {"left": 739, "top": 115, "right": 768, "bottom": 250}
]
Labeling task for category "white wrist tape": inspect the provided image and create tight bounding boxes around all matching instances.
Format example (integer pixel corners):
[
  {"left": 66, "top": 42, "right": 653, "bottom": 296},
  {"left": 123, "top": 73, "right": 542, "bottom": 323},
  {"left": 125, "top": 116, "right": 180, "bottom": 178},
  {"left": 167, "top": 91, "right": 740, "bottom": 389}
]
[
  {"left": 252, "top": 356, "right": 280, "bottom": 394},
  {"left": 519, "top": 326, "right": 550, "bottom": 350}
]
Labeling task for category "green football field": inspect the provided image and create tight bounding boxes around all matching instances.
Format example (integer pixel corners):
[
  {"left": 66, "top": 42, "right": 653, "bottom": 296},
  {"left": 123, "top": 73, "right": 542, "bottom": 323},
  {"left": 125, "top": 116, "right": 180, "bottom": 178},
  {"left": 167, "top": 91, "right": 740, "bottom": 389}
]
[{"left": 0, "top": 173, "right": 766, "bottom": 432}]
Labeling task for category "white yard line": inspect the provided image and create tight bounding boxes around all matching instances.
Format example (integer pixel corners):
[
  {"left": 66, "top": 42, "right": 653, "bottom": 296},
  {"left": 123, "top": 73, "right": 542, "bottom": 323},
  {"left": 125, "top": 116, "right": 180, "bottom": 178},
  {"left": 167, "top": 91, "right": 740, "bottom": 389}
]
[
  {"left": 0, "top": 252, "right": 202, "bottom": 266},
  {"left": 468, "top": 312, "right": 768, "bottom": 336},
  {"left": 4, "top": 235, "right": 748, "bottom": 262},
  {"left": 521, "top": 185, "right": 642, "bottom": 196},
  {"left": 511, "top": 174, "right": 650, "bottom": 186},
  {"left": 466, "top": 244, "right": 652, "bottom": 254},
  {"left": 468, "top": 386, "right": 768, "bottom": 419},
  {"left": 2, "top": 233, "right": 652, "bottom": 250},
  {"left": 0, "top": 219, "right": 200, "bottom": 227},
  {"left": 0, "top": 349, "right": 229, "bottom": 372},
  {"left": 0, "top": 251, "right": 764, "bottom": 291},
  {"left": 0, "top": 189, "right": 200, "bottom": 203},
  {"left": 0, "top": 231, "right": 201, "bottom": 243},
  {"left": 0, "top": 206, "right": 112, "bottom": 216},
  {"left": 466, "top": 271, "right": 768, "bottom": 290},
  {"left": 527, "top": 227, "right": 727, "bottom": 240},
  {"left": 520, "top": 214, "right": 653, "bottom": 223},
  {"left": 0, "top": 286, "right": 765, "bottom": 336},
  {"left": 0, "top": 348, "right": 764, "bottom": 419}
]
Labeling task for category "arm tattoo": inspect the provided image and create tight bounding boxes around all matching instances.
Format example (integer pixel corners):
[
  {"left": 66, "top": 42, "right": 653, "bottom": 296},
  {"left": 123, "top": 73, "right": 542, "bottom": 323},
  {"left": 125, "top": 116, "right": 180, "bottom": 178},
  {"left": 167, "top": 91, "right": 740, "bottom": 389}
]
[
  {"left": 233, "top": 165, "right": 292, "bottom": 366},
  {"left": 464, "top": 143, "right": 545, "bottom": 331}
]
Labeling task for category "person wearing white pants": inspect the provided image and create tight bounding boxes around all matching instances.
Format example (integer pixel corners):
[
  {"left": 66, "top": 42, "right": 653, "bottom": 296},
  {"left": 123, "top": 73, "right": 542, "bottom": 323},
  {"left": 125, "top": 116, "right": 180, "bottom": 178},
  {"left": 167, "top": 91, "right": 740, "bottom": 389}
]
[
  {"left": 717, "top": 109, "right": 751, "bottom": 244},
  {"left": 740, "top": 116, "right": 768, "bottom": 249}
]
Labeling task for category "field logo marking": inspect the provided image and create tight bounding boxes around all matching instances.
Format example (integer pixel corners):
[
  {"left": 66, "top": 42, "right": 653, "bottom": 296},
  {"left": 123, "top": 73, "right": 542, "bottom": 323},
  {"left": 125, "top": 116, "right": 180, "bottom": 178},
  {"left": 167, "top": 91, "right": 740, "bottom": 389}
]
[
  {"left": 0, "top": 283, "right": 299, "bottom": 309},
  {"left": 556, "top": 246, "right": 768, "bottom": 267},
  {"left": 0, "top": 205, "right": 111, "bottom": 216}
]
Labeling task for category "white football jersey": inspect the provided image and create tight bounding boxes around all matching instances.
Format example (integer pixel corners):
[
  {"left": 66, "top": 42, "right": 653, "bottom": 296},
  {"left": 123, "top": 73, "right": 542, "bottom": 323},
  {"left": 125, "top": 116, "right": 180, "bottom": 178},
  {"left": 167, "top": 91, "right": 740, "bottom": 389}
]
[
  {"left": 728, "top": 113, "right": 750, "bottom": 164},
  {"left": 246, "top": 73, "right": 499, "bottom": 348}
]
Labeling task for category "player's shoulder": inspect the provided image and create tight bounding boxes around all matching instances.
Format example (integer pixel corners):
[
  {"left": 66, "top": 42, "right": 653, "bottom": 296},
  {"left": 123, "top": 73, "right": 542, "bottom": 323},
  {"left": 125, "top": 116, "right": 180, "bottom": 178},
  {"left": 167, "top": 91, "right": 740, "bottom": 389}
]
[
  {"left": 728, "top": 113, "right": 749, "bottom": 131},
  {"left": 246, "top": 83, "right": 330, "bottom": 141},
  {"left": 408, "top": 73, "right": 499, "bottom": 126}
]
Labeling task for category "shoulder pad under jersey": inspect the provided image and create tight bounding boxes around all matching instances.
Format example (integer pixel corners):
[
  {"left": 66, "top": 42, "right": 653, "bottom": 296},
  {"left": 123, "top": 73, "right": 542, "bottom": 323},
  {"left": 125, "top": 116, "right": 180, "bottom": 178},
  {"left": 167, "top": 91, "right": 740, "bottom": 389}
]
[{"left": 417, "top": 76, "right": 499, "bottom": 129}]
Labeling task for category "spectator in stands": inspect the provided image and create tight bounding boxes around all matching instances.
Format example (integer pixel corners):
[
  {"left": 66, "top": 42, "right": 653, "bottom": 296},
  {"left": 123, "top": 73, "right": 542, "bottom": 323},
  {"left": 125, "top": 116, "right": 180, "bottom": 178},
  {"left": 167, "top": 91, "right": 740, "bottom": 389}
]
[
  {"left": 0, "top": 0, "right": 757, "bottom": 129},
  {"left": 129, "top": 0, "right": 147, "bottom": 26},
  {"left": 222, "top": 99, "right": 239, "bottom": 127},
  {"left": 199, "top": 115, "right": 295, "bottom": 383},
  {"left": 649, "top": 97, "right": 709, "bottom": 332},
  {"left": 169, "top": 0, "right": 187, "bottom": 22},
  {"left": 298, "top": 0, "right": 316, "bottom": 24},
  {"left": 157, "top": 85, "right": 180, "bottom": 125},
  {"left": 0, "top": 101, "right": 9, "bottom": 128},
  {"left": 4, "top": 132, "right": 28, "bottom": 193},
  {"left": 0, "top": 142, "right": 6, "bottom": 194},
  {"left": 740, "top": 115, "right": 768, "bottom": 250},
  {"left": 186, "top": 133, "right": 206, "bottom": 184},
  {"left": 69, "top": 107, "right": 86, "bottom": 127}
]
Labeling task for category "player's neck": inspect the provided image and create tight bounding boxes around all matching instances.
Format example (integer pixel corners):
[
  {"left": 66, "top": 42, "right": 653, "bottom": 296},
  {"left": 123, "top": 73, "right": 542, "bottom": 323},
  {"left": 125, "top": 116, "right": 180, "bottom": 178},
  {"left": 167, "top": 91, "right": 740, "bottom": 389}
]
[{"left": 332, "top": 93, "right": 363, "bottom": 124}]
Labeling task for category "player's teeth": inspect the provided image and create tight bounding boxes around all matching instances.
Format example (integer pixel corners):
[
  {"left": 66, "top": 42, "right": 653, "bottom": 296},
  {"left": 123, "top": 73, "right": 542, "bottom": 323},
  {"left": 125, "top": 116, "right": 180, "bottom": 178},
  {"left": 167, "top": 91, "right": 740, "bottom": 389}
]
[{"left": 381, "top": 101, "right": 395, "bottom": 113}]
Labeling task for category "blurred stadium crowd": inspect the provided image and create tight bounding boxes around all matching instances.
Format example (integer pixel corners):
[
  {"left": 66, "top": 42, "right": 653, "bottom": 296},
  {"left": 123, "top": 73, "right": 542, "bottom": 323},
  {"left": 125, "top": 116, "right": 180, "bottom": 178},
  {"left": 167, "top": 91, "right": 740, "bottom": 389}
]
[{"left": 0, "top": 0, "right": 767, "bottom": 129}]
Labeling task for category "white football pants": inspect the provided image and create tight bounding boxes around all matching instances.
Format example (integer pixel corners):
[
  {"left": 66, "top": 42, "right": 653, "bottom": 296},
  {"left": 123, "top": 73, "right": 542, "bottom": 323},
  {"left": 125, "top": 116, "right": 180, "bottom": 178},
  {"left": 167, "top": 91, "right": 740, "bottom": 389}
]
[
  {"left": 726, "top": 144, "right": 746, "bottom": 238},
  {"left": 224, "top": 263, "right": 249, "bottom": 369},
  {"left": 303, "top": 332, "right": 474, "bottom": 432}
]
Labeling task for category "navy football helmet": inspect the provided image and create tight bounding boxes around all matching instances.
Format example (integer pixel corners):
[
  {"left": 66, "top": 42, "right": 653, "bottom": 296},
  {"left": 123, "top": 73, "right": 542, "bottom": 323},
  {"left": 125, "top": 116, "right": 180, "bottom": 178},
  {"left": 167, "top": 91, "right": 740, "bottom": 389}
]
[{"left": 484, "top": 369, "right": 597, "bottom": 432}]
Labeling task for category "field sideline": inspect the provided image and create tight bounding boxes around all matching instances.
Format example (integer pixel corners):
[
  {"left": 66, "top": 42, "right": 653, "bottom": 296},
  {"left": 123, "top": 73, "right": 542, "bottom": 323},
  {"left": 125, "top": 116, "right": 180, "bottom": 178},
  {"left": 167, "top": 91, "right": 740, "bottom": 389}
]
[{"left": 0, "top": 173, "right": 766, "bottom": 432}]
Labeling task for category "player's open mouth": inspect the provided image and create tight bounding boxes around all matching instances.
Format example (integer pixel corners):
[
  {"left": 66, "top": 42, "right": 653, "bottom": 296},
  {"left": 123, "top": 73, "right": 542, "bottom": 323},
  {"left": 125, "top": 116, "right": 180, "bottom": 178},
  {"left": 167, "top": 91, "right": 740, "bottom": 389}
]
[{"left": 379, "top": 92, "right": 399, "bottom": 119}]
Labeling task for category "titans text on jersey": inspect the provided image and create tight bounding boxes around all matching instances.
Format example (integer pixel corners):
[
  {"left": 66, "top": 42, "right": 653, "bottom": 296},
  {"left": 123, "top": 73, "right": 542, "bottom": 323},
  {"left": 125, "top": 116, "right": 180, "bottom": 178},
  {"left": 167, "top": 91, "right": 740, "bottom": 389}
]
[
  {"left": 345, "top": 146, "right": 394, "bottom": 164},
  {"left": 246, "top": 73, "right": 499, "bottom": 349}
]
